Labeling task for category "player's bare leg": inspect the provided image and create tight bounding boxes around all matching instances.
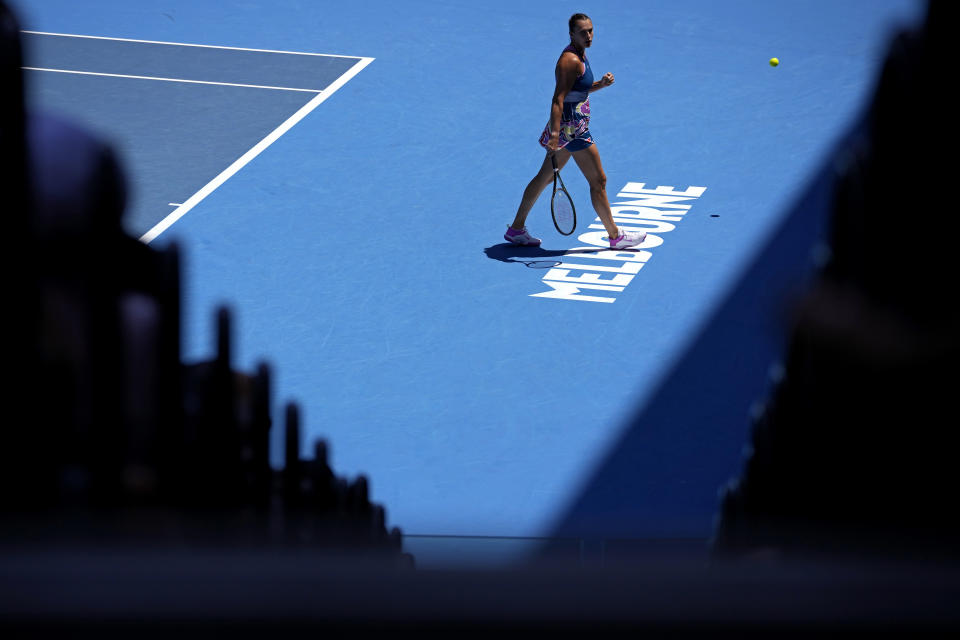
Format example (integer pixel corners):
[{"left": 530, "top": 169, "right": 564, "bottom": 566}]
[
  {"left": 510, "top": 148, "right": 573, "bottom": 231},
  {"left": 571, "top": 144, "right": 618, "bottom": 239}
]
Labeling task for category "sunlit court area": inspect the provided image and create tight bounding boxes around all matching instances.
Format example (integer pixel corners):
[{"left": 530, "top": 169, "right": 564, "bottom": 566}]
[{"left": 3, "top": 0, "right": 959, "bottom": 634}]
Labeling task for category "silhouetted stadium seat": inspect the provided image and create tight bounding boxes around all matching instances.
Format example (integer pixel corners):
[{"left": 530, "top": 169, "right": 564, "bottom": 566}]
[{"left": 825, "top": 140, "right": 870, "bottom": 286}]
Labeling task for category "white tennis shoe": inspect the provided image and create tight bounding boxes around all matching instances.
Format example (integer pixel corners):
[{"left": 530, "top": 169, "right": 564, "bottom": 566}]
[{"left": 609, "top": 230, "right": 646, "bottom": 249}]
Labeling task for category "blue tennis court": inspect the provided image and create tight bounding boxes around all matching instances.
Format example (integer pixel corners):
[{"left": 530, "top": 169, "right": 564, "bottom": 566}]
[{"left": 16, "top": 0, "right": 926, "bottom": 567}]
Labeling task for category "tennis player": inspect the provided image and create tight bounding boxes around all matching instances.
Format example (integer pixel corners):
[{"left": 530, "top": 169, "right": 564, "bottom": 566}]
[{"left": 505, "top": 13, "right": 646, "bottom": 250}]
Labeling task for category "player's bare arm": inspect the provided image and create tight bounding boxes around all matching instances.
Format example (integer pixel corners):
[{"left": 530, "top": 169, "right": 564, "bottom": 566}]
[
  {"left": 590, "top": 72, "right": 615, "bottom": 92},
  {"left": 547, "top": 53, "right": 582, "bottom": 152}
]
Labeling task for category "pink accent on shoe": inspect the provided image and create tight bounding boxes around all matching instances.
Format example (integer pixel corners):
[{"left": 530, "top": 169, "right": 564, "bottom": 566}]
[
  {"left": 609, "top": 230, "right": 647, "bottom": 249},
  {"left": 504, "top": 225, "right": 542, "bottom": 246}
]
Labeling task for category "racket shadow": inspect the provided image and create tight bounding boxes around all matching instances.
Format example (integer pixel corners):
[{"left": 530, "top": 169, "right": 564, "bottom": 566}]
[{"left": 484, "top": 243, "right": 609, "bottom": 269}]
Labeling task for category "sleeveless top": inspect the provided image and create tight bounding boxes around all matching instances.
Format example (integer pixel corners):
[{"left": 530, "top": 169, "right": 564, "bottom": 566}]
[
  {"left": 538, "top": 44, "right": 595, "bottom": 149},
  {"left": 561, "top": 44, "right": 593, "bottom": 104}
]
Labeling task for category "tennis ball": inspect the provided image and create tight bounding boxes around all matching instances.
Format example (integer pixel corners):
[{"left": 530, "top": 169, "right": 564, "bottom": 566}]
[{"left": 769, "top": 57, "right": 779, "bottom": 67}]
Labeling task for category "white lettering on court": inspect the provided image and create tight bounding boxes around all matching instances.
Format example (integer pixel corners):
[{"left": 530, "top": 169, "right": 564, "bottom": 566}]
[{"left": 531, "top": 182, "right": 706, "bottom": 303}]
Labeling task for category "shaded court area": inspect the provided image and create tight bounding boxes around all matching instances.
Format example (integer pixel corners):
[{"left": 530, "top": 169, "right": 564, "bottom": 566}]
[{"left": 22, "top": 30, "right": 368, "bottom": 239}]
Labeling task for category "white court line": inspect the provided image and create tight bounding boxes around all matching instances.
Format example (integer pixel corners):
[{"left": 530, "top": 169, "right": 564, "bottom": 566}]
[
  {"left": 23, "top": 66, "right": 322, "bottom": 92},
  {"left": 22, "top": 30, "right": 366, "bottom": 59},
  {"left": 139, "top": 55, "right": 375, "bottom": 244}
]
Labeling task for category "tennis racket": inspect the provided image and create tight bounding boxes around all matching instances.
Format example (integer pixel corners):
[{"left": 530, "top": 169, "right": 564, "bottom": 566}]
[{"left": 550, "top": 154, "right": 576, "bottom": 235}]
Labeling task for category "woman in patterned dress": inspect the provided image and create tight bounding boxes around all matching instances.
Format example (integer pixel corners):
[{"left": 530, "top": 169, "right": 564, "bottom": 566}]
[{"left": 505, "top": 13, "right": 646, "bottom": 250}]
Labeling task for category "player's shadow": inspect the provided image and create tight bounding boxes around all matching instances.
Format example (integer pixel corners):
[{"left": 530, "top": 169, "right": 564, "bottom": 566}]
[{"left": 484, "top": 243, "right": 605, "bottom": 269}]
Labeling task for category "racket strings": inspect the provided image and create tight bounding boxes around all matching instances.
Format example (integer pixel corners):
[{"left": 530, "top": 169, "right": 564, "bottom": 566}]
[
  {"left": 553, "top": 188, "right": 575, "bottom": 226},
  {"left": 549, "top": 155, "right": 576, "bottom": 235}
]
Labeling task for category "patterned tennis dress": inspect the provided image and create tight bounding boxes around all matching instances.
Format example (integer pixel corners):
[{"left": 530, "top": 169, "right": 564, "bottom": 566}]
[{"left": 539, "top": 44, "right": 595, "bottom": 152}]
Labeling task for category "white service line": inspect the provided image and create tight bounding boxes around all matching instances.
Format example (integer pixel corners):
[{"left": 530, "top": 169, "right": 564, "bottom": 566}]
[
  {"left": 139, "top": 55, "right": 374, "bottom": 244},
  {"left": 23, "top": 66, "right": 322, "bottom": 92},
  {"left": 22, "top": 30, "right": 367, "bottom": 59}
]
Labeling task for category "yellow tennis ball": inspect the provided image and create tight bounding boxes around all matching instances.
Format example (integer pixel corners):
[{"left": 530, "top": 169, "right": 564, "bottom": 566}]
[{"left": 769, "top": 57, "right": 779, "bottom": 67}]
